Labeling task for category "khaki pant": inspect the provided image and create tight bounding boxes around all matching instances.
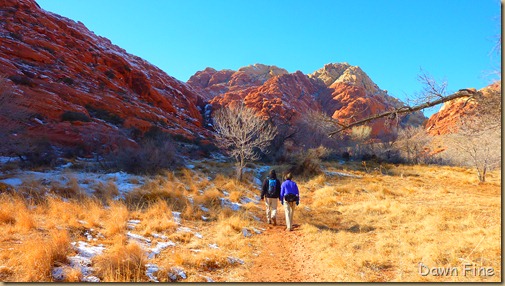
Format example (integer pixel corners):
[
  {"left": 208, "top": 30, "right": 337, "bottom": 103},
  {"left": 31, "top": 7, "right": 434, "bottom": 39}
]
[
  {"left": 265, "top": 197, "right": 278, "bottom": 223},
  {"left": 284, "top": 201, "right": 296, "bottom": 230}
]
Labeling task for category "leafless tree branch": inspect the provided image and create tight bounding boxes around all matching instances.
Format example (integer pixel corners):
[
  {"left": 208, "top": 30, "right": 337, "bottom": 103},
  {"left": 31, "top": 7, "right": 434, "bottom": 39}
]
[{"left": 328, "top": 89, "right": 479, "bottom": 137}]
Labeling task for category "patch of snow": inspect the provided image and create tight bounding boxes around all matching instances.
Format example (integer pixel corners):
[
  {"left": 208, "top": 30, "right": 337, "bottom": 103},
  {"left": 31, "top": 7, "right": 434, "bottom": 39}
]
[
  {"left": 185, "top": 164, "right": 195, "bottom": 169},
  {"left": 242, "top": 228, "right": 252, "bottom": 237},
  {"left": 52, "top": 267, "right": 65, "bottom": 281},
  {"left": 201, "top": 215, "right": 209, "bottom": 221},
  {"left": 222, "top": 190, "right": 230, "bottom": 196},
  {"left": 127, "top": 232, "right": 152, "bottom": 243},
  {"left": 0, "top": 156, "right": 18, "bottom": 164},
  {"left": 145, "top": 264, "right": 159, "bottom": 282},
  {"left": 168, "top": 267, "right": 187, "bottom": 281},
  {"left": 172, "top": 211, "right": 181, "bottom": 224},
  {"left": 57, "top": 162, "right": 73, "bottom": 169},
  {"left": 253, "top": 177, "right": 262, "bottom": 187},
  {"left": 194, "top": 232, "right": 203, "bottom": 239},
  {"left": 151, "top": 233, "right": 168, "bottom": 240},
  {"left": 0, "top": 178, "right": 22, "bottom": 186},
  {"left": 202, "top": 275, "right": 215, "bottom": 282},
  {"left": 69, "top": 241, "right": 106, "bottom": 282},
  {"left": 324, "top": 170, "right": 363, "bottom": 178},
  {"left": 176, "top": 226, "right": 193, "bottom": 233},
  {"left": 199, "top": 205, "right": 209, "bottom": 212},
  {"left": 227, "top": 256, "right": 245, "bottom": 265},
  {"left": 240, "top": 196, "right": 254, "bottom": 204},
  {"left": 127, "top": 220, "right": 141, "bottom": 230},
  {"left": 252, "top": 228, "right": 263, "bottom": 234},
  {"left": 220, "top": 198, "right": 241, "bottom": 211},
  {"left": 84, "top": 231, "right": 93, "bottom": 241},
  {"left": 208, "top": 243, "right": 219, "bottom": 249},
  {"left": 148, "top": 241, "right": 176, "bottom": 259}
]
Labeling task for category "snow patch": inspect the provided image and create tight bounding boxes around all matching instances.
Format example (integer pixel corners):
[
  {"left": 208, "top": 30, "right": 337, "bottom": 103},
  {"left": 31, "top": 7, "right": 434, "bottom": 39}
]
[
  {"left": 148, "top": 241, "right": 176, "bottom": 259},
  {"left": 324, "top": 170, "right": 363, "bottom": 178}
]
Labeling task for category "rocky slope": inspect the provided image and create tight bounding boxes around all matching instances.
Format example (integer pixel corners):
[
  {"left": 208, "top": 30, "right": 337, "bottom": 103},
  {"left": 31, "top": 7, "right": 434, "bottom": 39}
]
[
  {"left": 0, "top": 0, "right": 209, "bottom": 154},
  {"left": 425, "top": 81, "right": 501, "bottom": 135},
  {"left": 1, "top": 0, "right": 433, "bottom": 158},
  {"left": 192, "top": 63, "right": 426, "bottom": 138},
  {"left": 309, "top": 63, "right": 426, "bottom": 136}
]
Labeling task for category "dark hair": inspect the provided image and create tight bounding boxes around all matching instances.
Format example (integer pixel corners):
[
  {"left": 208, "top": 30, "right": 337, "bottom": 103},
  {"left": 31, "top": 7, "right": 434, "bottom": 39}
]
[
  {"left": 269, "top": 169, "right": 277, "bottom": 179},
  {"left": 285, "top": 173, "right": 293, "bottom": 180}
]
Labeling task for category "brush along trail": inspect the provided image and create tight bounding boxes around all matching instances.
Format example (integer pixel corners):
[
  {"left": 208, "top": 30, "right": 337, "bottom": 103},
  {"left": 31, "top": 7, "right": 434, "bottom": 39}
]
[{"left": 236, "top": 206, "right": 326, "bottom": 282}]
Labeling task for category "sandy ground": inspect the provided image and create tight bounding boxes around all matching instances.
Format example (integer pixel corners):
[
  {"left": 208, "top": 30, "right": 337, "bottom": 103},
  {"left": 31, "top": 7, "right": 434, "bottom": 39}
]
[{"left": 235, "top": 204, "right": 326, "bottom": 282}]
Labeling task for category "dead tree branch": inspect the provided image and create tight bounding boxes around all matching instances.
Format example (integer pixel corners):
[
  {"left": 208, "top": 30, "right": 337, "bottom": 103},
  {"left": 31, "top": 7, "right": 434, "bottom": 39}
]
[{"left": 328, "top": 89, "right": 479, "bottom": 137}]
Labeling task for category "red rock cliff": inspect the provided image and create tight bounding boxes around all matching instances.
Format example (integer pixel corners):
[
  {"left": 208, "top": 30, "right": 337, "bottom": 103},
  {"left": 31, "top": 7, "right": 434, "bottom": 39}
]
[
  {"left": 425, "top": 81, "right": 501, "bottom": 135},
  {"left": 0, "top": 0, "right": 209, "bottom": 153}
]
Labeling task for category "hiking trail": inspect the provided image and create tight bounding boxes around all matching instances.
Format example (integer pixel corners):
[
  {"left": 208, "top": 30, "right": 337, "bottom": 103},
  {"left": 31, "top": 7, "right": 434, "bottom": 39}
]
[{"left": 235, "top": 206, "right": 326, "bottom": 282}]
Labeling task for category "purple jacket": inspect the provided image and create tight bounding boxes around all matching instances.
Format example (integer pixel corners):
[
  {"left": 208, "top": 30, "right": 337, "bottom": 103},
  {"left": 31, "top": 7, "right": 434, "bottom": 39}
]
[{"left": 280, "top": 179, "right": 299, "bottom": 203}]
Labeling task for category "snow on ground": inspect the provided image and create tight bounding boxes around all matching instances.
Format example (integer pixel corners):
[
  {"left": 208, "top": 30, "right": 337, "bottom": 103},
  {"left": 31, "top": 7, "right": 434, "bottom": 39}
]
[
  {"left": 3, "top": 159, "right": 274, "bottom": 282},
  {"left": 324, "top": 170, "right": 363, "bottom": 178},
  {"left": 0, "top": 168, "right": 145, "bottom": 197},
  {"left": 53, "top": 241, "right": 106, "bottom": 282}
]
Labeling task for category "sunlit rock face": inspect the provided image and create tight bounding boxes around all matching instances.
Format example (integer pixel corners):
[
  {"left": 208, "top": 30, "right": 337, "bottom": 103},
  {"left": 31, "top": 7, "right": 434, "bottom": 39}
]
[
  {"left": 0, "top": 0, "right": 210, "bottom": 152},
  {"left": 309, "top": 63, "right": 426, "bottom": 136},
  {"left": 191, "top": 62, "right": 426, "bottom": 138},
  {"left": 425, "top": 81, "right": 501, "bottom": 135}
]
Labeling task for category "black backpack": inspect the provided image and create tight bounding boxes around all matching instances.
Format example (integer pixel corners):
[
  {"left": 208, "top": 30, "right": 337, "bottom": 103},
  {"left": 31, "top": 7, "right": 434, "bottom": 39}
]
[
  {"left": 284, "top": 193, "right": 298, "bottom": 202},
  {"left": 267, "top": 178, "right": 277, "bottom": 197}
]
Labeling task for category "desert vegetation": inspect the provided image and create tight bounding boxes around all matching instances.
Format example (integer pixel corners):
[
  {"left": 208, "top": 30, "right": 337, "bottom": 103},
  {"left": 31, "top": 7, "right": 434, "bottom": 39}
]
[{"left": 0, "top": 156, "right": 500, "bottom": 282}]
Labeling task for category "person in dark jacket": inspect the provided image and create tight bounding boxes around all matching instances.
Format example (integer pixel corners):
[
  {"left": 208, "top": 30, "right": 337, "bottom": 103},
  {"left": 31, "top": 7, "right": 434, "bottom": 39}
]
[
  {"left": 280, "top": 172, "right": 300, "bottom": 231},
  {"left": 261, "top": 169, "right": 281, "bottom": 225}
]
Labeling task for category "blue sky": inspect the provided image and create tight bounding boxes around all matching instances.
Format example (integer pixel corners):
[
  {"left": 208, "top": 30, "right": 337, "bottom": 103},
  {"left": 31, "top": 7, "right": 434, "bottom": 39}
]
[{"left": 36, "top": 0, "right": 500, "bottom": 117}]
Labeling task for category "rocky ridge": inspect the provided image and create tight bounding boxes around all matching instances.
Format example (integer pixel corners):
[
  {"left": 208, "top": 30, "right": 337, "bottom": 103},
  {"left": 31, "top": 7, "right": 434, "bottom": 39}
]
[
  {"left": 0, "top": 0, "right": 209, "bottom": 153},
  {"left": 425, "top": 81, "right": 501, "bottom": 135},
  {"left": 192, "top": 62, "right": 426, "bottom": 137}
]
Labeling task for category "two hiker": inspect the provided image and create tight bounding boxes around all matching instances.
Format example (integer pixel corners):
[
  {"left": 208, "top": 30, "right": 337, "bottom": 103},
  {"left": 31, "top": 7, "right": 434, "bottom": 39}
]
[{"left": 261, "top": 170, "right": 300, "bottom": 231}]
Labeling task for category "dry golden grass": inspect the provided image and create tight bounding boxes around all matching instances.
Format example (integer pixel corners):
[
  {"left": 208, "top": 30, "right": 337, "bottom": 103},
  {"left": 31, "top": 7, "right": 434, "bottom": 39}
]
[
  {"left": 294, "top": 164, "right": 501, "bottom": 282},
  {"left": 102, "top": 201, "right": 129, "bottom": 238},
  {"left": 0, "top": 161, "right": 498, "bottom": 282},
  {"left": 136, "top": 199, "right": 178, "bottom": 235},
  {"left": 5, "top": 228, "right": 72, "bottom": 282},
  {"left": 93, "top": 241, "right": 147, "bottom": 282},
  {"left": 125, "top": 176, "right": 187, "bottom": 211}
]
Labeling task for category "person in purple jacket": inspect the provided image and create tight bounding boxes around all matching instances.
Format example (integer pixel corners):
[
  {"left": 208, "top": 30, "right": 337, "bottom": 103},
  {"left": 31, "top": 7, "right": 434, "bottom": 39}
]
[{"left": 280, "top": 172, "right": 300, "bottom": 231}]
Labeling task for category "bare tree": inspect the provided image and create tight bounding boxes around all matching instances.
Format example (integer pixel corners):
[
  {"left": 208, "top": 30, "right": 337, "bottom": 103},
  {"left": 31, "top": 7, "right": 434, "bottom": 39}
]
[
  {"left": 213, "top": 104, "right": 277, "bottom": 181},
  {"left": 446, "top": 87, "right": 501, "bottom": 182},
  {"left": 350, "top": 125, "right": 372, "bottom": 158},
  {"left": 396, "top": 126, "right": 431, "bottom": 164}
]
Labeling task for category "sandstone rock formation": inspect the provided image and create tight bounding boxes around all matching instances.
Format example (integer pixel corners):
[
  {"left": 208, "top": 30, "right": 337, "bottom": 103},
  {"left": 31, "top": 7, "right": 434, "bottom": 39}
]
[
  {"left": 425, "top": 81, "right": 501, "bottom": 135},
  {"left": 191, "top": 62, "right": 427, "bottom": 139},
  {"left": 309, "top": 63, "right": 426, "bottom": 136},
  {"left": 187, "top": 64, "right": 288, "bottom": 100},
  {"left": 0, "top": 0, "right": 209, "bottom": 154}
]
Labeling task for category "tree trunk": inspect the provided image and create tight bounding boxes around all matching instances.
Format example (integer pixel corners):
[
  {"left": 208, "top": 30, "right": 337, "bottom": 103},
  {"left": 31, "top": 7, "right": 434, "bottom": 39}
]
[{"left": 236, "top": 156, "right": 245, "bottom": 181}]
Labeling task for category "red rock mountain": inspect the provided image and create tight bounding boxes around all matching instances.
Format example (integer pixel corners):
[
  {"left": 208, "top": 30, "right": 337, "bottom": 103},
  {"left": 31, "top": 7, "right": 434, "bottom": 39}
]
[
  {"left": 1, "top": 0, "right": 430, "bottom": 157},
  {"left": 0, "top": 0, "right": 209, "bottom": 153},
  {"left": 191, "top": 63, "right": 426, "bottom": 137},
  {"left": 425, "top": 81, "right": 501, "bottom": 135},
  {"left": 309, "top": 63, "right": 426, "bottom": 136}
]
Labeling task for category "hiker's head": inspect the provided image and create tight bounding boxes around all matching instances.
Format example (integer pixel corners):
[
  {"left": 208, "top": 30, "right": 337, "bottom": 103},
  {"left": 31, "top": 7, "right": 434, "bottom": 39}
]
[
  {"left": 285, "top": 173, "right": 293, "bottom": 180},
  {"left": 269, "top": 169, "right": 277, "bottom": 179}
]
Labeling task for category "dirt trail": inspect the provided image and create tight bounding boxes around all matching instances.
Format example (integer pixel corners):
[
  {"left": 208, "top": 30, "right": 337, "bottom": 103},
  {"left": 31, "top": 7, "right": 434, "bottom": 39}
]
[{"left": 237, "top": 206, "right": 326, "bottom": 282}]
